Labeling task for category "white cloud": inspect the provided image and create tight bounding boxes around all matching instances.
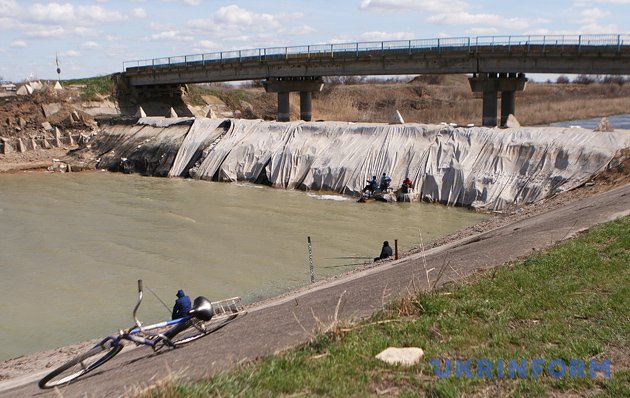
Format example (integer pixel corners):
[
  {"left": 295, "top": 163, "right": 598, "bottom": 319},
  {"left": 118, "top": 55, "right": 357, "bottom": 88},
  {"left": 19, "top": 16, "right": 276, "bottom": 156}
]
[
  {"left": 147, "top": 30, "right": 195, "bottom": 41},
  {"left": 580, "top": 7, "right": 611, "bottom": 19},
  {"left": 81, "top": 41, "right": 100, "bottom": 49},
  {"left": 467, "top": 27, "right": 498, "bottom": 35},
  {"left": 184, "top": 0, "right": 202, "bottom": 5},
  {"left": 359, "top": 31, "right": 415, "bottom": 41},
  {"left": 360, "top": 0, "right": 469, "bottom": 13},
  {"left": 196, "top": 39, "right": 218, "bottom": 50},
  {"left": 0, "top": 0, "right": 19, "bottom": 16},
  {"left": 25, "top": 26, "right": 66, "bottom": 38},
  {"left": 10, "top": 40, "right": 27, "bottom": 48},
  {"left": 283, "top": 25, "right": 315, "bottom": 35},
  {"left": 132, "top": 7, "right": 147, "bottom": 18},
  {"left": 427, "top": 12, "right": 536, "bottom": 29},
  {"left": 28, "top": 3, "right": 128, "bottom": 25},
  {"left": 64, "top": 49, "right": 80, "bottom": 57},
  {"left": 574, "top": 0, "right": 630, "bottom": 4}
]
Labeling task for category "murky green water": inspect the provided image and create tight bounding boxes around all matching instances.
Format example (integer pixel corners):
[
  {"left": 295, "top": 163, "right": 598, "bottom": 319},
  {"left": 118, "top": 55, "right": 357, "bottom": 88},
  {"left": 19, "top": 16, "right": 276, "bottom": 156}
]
[{"left": 0, "top": 172, "right": 486, "bottom": 361}]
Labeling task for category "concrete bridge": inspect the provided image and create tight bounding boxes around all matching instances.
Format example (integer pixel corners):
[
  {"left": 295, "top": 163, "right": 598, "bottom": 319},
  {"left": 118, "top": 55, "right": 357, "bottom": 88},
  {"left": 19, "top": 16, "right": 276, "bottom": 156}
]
[{"left": 122, "top": 34, "right": 630, "bottom": 127}]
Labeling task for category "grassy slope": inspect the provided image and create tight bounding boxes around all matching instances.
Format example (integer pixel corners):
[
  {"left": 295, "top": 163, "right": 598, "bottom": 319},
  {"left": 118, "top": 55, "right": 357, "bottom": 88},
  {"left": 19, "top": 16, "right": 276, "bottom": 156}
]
[{"left": 146, "top": 217, "right": 630, "bottom": 397}]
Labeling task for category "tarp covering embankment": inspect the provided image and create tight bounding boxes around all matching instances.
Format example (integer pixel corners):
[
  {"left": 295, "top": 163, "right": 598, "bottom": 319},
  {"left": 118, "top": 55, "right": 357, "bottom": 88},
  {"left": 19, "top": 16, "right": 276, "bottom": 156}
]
[{"left": 93, "top": 118, "right": 630, "bottom": 210}]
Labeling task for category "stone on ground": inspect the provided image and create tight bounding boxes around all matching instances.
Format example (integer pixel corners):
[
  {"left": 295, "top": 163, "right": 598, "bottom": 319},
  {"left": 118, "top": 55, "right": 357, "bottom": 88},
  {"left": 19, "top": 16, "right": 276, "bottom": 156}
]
[
  {"left": 506, "top": 114, "right": 521, "bottom": 128},
  {"left": 165, "top": 107, "right": 178, "bottom": 118},
  {"left": 390, "top": 110, "right": 405, "bottom": 124},
  {"left": 594, "top": 117, "right": 614, "bottom": 132},
  {"left": 134, "top": 106, "right": 147, "bottom": 118},
  {"left": 16, "top": 85, "right": 31, "bottom": 96},
  {"left": 54, "top": 81, "right": 63, "bottom": 90},
  {"left": 206, "top": 108, "right": 217, "bottom": 119},
  {"left": 41, "top": 103, "right": 62, "bottom": 118},
  {"left": 376, "top": 347, "right": 424, "bottom": 366},
  {"left": 41, "top": 121, "right": 53, "bottom": 131}
]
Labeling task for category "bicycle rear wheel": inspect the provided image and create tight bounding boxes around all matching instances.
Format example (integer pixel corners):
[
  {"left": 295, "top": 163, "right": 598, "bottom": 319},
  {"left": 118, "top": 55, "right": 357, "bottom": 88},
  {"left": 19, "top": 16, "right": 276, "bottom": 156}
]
[
  {"left": 171, "top": 314, "right": 237, "bottom": 346},
  {"left": 38, "top": 340, "right": 123, "bottom": 389}
]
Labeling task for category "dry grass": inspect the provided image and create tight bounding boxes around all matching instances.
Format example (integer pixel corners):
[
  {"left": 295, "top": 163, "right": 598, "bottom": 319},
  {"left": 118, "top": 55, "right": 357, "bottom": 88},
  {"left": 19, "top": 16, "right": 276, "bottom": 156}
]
[
  {"left": 191, "top": 78, "right": 630, "bottom": 126},
  {"left": 311, "top": 81, "right": 630, "bottom": 126}
]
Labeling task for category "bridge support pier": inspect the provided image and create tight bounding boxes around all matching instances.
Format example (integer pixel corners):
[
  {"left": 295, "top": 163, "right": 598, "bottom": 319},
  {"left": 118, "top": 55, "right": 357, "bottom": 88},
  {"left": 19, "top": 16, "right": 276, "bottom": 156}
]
[
  {"left": 469, "top": 73, "right": 527, "bottom": 127},
  {"left": 264, "top": 77, "right": 324, "bottom": 122}
]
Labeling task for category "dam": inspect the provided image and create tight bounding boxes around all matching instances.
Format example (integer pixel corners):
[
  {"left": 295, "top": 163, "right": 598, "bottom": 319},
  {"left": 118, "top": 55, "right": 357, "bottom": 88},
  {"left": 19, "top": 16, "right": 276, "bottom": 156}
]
[{"left": 88, "top": 117, "right": 630, "bottom": 210}]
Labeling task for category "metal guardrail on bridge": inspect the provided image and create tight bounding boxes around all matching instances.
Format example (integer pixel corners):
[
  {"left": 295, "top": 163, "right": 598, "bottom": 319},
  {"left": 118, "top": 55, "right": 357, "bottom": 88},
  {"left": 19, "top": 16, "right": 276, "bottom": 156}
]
[{"left": 123, "top": 34, "right": 629, "bottom": 72}]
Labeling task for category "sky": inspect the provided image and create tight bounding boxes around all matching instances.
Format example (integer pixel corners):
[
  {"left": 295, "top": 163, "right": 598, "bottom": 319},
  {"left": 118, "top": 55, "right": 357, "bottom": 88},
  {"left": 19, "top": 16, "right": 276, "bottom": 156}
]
[{"left": 0, "top": 0, "right": 628, "bottom": 82}]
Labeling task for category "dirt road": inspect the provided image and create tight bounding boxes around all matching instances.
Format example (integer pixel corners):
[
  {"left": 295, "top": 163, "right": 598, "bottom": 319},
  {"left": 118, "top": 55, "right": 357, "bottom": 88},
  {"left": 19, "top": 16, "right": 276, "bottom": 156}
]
[{"left": 2, "top": 183, "right": 629, "bottom": 398}]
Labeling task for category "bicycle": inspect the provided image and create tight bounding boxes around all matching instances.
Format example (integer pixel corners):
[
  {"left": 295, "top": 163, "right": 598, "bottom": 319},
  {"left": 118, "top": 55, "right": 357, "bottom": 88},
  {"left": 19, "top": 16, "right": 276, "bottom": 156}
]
[{"left": 38, "top": 280, "right": 245, "bottom": 389}]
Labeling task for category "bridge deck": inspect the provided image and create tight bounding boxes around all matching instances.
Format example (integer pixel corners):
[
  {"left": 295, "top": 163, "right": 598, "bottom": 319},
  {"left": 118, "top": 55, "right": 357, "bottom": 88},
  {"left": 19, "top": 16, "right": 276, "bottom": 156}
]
[{"left": 123, "top": 34, "right": 630, "bottom": 86}]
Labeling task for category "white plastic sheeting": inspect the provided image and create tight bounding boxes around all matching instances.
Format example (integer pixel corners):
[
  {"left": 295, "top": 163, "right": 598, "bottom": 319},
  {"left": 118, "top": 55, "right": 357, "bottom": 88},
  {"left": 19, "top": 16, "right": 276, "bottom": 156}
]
[
  {"left": 168, "top": 118, "right": 226, "bottom": 177},
  {"left": 185, "top": 120, "right": 629, "bottom": 210},
  {"left": 94, "top": 118, "right": 630, "bottom": 210}
]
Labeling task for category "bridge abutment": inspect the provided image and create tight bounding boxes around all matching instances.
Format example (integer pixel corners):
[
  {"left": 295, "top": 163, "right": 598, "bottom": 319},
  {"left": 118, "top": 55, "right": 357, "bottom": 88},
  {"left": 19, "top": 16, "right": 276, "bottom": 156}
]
[
  {"left": 264, "top": 77, "right": 323, "bottom": 122},
  {"left": 469, "top": 73, "right": 527, "bottom": 127}
]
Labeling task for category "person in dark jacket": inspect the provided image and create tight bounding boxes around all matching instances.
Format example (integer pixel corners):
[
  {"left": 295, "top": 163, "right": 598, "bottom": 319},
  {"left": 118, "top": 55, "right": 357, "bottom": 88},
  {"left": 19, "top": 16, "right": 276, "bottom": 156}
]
[
  {"left": 380, "top": 173, "right": 392, "bottom": 191},
  {"left": 171, "top": 289, "right": 192, "bottom": 320},
  {"left": 363, "top": 176, "right": 378, "bottom": 194},
  {"left": 374, "top": 241, "right": 393, "bottom": 262}
]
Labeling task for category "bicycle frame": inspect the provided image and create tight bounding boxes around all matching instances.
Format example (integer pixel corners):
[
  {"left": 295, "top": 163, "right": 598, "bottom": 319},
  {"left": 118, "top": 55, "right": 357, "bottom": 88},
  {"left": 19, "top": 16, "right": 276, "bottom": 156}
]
[
  {"left": 103, "top": 280, "right": 195, "bottom": 350},
  {"left": 39, "top": 279, "right": 243, "bottom": 389}
]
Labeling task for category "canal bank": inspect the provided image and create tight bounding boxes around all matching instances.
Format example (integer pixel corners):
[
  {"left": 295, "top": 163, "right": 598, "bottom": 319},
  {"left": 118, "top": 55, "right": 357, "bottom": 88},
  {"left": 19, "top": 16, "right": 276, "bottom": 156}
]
[{"left": 79, "top": 117, "right": 630, "bottom": 211}]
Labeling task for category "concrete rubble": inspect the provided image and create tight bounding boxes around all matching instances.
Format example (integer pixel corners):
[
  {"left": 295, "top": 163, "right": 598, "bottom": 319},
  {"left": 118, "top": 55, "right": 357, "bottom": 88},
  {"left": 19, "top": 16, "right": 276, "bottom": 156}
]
[
  {"left": 595, "top": 117, "right": 614, "bottom": 132},
  {"left": 390, "top": 110, "right": 405, "bottom": 124},
  {"left": 505, "top": 114, "right": 521, "bottom": 128}
]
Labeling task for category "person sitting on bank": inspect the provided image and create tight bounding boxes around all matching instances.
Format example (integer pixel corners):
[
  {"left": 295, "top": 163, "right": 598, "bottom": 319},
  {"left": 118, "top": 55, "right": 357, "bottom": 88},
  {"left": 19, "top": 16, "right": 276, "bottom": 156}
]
[
  {"left": 363, "top": 176, "right": 378, "bottom": 194},
  {"left": 374, "top": 241, "right": 393, "bottom": 262},
  {"left": 380, "top": 173, "right": 392, "bottom": 191},
  {"left": 401, "top": 176, "right": 414, "bottom": 194},
  {"left": 172, "top": 289, "right": 192, "bottom": 320}
]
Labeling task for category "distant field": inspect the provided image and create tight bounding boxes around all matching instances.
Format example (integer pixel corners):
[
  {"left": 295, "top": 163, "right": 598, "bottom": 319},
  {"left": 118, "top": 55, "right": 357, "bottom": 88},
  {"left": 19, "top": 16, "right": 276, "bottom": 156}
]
[{"left": 189, "top": 76, "right": 630, "bottom": 126}]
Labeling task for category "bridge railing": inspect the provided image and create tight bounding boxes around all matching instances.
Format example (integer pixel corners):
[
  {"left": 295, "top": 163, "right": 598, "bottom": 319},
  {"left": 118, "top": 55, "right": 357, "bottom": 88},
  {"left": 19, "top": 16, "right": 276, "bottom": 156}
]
[{"left": 122, "top": 34, "right": 629, "bottom": 71}]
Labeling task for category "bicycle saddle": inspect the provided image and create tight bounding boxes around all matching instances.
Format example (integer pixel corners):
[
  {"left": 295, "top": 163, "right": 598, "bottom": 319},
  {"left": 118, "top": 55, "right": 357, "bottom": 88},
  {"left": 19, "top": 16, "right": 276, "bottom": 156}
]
[{"left": 188, "top": 296, "right": 213, "bottom": 321}]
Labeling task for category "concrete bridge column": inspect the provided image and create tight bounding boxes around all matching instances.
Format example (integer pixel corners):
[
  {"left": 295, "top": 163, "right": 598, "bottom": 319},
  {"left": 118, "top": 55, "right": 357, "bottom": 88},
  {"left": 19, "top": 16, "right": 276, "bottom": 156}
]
[
  {"left": 264, "top": 77, "right": 323, "bottom": 122},
  {"left": 482, "top": 90, "right": 499, "bottom": 127},
  {"left": 500, "top": 90, "right": 515, "bottom": 127},
  {"left": 469, "top": 73, "right": 527, "bottom": 127},
  {"left": 278, "top": 92, "right": 291, "bottom": 122},
  {"left": 300, "top": 91, "right": 313, "bottom": 121}
]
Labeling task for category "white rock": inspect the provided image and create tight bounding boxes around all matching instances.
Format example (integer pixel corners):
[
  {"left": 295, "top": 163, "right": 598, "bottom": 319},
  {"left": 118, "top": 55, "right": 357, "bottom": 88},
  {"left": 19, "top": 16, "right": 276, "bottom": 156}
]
[
  {"left": 375, "top": 347, "right": 424, "bottom": 366},
  {"left": 134, "top": 106, "right": 147, "bottom": 118},
  {"left": 390, "top": 110, "right": 405, "bottom": 124},
  {"left": 165, "top": 107, "right": 178, "bottom": 118},
  {"left": 505, "top": 114, "right": 521, "bottom": 128},
  {"left": 594, "top": 117, "right": 614, "bottom": 132}
]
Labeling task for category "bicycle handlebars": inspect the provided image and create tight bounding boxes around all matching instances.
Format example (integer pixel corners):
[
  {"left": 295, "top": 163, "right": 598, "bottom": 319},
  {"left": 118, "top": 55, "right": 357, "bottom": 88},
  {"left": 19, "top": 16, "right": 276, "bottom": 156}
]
[{"left": 132, "top": 279, "right": 144, "bottom": 330}]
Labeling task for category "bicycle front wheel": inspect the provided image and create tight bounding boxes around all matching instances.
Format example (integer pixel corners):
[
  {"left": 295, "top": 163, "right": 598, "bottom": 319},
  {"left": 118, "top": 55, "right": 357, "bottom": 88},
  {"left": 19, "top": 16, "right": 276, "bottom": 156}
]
[{"left": 38, "top": 340, "right": 123, "bottom": 389}]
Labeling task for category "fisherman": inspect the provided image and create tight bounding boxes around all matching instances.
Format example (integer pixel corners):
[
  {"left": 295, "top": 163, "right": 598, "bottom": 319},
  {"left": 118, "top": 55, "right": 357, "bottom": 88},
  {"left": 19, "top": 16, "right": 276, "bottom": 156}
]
[
  {"left": 374, "top": 241, "right": 393, "bottom": 262},
  {"left": 363, "top": 176, "right": 379, "bottom": 194},
  {"left": 171, "top": 289, "right": 192, "bottom": 320},
  {"left": 380, "top": 173, "right": 392, "bottom": 192},
  {"left": 401, "top": 176, "right": 414, "bottom": 194}
]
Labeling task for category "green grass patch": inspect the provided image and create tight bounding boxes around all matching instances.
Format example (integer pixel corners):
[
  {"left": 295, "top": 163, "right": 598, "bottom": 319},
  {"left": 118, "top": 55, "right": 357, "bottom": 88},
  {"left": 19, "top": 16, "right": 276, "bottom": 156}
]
[
  {"left": 146, "top": 217, "right": 630, "bottom": 397},
  {"left": 63, "top": 75, "right": 114, "bottom": 100}
]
